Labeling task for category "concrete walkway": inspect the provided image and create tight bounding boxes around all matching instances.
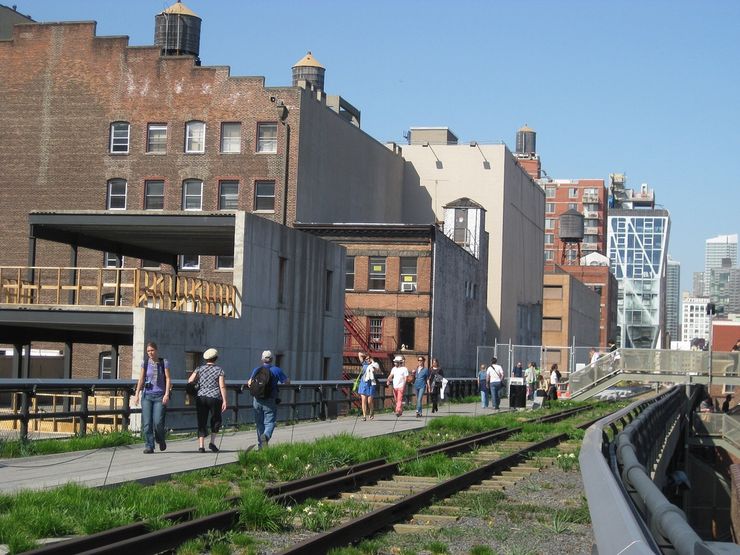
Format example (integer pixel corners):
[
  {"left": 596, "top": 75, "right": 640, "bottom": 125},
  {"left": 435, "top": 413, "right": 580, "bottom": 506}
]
[{"left": 0, "top": 401, "right": 515, "bottom": 494}]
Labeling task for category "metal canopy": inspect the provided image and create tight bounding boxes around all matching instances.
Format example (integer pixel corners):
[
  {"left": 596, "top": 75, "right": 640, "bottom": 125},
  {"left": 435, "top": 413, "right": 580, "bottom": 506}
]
[
  {"left": 0, "top": 308, "right": 134, "bottom": 345},
  {"left": 29, "top": 211, "right": 237, "bottom": 265}
]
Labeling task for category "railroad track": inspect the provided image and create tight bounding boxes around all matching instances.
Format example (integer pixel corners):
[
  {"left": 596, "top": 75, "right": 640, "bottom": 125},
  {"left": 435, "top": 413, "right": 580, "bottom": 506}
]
[{"left": 24, "top": 405, "right": 598, "bottom": 555}]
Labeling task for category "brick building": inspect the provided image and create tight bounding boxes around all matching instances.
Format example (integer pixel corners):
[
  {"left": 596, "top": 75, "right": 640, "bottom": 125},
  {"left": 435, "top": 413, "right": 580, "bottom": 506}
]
[{"left": 0, "top": 3, "right": 404, "bottom": 379}]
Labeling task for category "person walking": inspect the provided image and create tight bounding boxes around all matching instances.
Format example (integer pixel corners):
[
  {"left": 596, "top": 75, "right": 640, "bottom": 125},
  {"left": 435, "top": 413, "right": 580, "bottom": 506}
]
[
  {"left": 133, "top": 342, "right": 171, "bottom": 454},
  {"left": 478, "top": 363, "right": 490, "bottom": 408},
  {"left": 548, "top": 363, "right": 561, "bottom": 402},
  {"left": 486, "top": 357, "right": 505, "bottom": 410},
  {"left": 524, "top": 362, "right": 539, "bottom": 401},
  {"left": 247, "top": 350, "right": 290, "bottom": 449},
  {"left": 387, "top": 355, "right": 409, "bottom": 417},
  {"left": 428, "top": 358, "right": 444, "bottom": 413},
  {"left": 357, "top": 352, "right": 378, "bottom": 420},
  {"left": 187, "top": 348, "right": 228, "bottom": 453},
  {"left": 413, "top": 356, "right": 430, "bottom": 417}
]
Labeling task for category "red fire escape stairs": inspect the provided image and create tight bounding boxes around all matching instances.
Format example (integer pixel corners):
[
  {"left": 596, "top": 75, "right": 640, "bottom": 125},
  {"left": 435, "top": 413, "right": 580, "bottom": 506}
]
[{"left": 342, "top": 305, "right": 393, "bottom": 375}]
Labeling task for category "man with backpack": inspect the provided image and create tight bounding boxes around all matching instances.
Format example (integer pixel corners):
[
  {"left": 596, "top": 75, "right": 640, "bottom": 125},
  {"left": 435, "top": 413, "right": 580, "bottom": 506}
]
[{"left": 247, "top": 350, "right": 290, "bottom": 449}]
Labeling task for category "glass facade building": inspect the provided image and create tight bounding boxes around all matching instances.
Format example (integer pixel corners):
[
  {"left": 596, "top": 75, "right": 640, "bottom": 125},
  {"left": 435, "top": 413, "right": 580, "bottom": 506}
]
[{"left": 607, "top": 209, "right": 671, "bottom": 348}]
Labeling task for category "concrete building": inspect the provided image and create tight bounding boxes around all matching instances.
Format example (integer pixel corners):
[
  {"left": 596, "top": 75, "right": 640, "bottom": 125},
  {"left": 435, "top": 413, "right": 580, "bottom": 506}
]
[
  {"left": 399, "top": 128, "right": 544, "bottom": 346},
  {"left": 298, "top": 200, "right": 488, "bottom": 376},
  {"left": 607, "top": 176, "right": 671, "bottom": 348},
  {"left": 542, "top": 179, "right": 608, "bottom": 264},
  {"left": 682, "top": 293, "right": 711, "bottom": 345},
  {"left": 666, "top": 256, "right": 681, "bottom": 343},
  {"left": 0, "top": 2, "right": 406, "bottom": 378},
  {"left": 541, "top": 270, "right": 601, "bottom": 373},
  {"left": 708, "top": 262, "right": 740, "bottom": 316},
  {"left": 0, "top": 211, "right": 345, "bottom": 383}
]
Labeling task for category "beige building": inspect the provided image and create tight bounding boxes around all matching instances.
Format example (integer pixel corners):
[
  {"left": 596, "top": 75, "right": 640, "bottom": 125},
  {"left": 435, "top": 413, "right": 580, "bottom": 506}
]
[{"left": 398, "top": 128, "right": 544, "bottom": 345}]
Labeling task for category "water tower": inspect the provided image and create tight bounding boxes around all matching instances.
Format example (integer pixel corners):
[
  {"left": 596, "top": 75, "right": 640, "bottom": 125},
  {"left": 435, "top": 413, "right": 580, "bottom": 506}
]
[
  {"left": 154, "top": 1, "right": 201, "bottom": 63},
  {"left": 292, "top": 51, "right": 325, "bottom": 92},
  {"left": 516, "top": 124, "right": 536, "bottom": 156},
  {"left": 559, "top": 209, "right": 584, "bottom": 265}
]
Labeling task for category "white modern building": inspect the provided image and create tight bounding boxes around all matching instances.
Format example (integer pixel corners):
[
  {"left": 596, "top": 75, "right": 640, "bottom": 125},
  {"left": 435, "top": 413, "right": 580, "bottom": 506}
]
[
  {"left": 682, "top": 293, "right": 711, "bottom": 344},
  {"left": 398, "top": 127, "right": 544, "bottom": 346},
  {"left": 607, "top": 192, "right": 671, "bottom": 349},
  {"left": 666, "top": 256, "right": 681, "bottom": 343},
  {"left": 704, "top": 234, "right": 738, "bottom": 296}
]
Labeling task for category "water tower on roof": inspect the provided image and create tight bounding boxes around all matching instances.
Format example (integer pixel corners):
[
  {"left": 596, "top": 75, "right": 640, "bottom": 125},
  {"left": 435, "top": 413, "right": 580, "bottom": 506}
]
[
  {"left": 516, "top": 124, "right": 536, "bottom": 156},
  {"left": 559, "top": 209, "right": 584, "bottom": 265},
  {"left": 154, "top": 1, "right": 201, "bottom": 63},
  {"left": 292, "top": 51, "right": 325, "bottom": 92}
]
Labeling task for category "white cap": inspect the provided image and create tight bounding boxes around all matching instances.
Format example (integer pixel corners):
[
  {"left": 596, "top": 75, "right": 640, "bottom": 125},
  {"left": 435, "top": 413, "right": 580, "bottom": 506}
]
[
  {"left": 262, "top": 350, "right": 273, "bottom": 361},
  {"left": 203, "top": 348, "right": 218, "bottom": 361},
  {"left": 393, "top": 355, "right": 403, "bottom": 362}
]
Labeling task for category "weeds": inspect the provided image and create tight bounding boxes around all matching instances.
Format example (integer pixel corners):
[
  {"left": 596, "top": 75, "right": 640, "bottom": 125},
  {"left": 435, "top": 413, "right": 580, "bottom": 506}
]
[
  {"left": 425, "top": 539, "right": 450, "bottom": 553},
  {"left": 399, "top": 453, "right": 474, "bottom": 478},
  {"left": 469, "top": 546, "right": 495, "bottom": 555},
  {"left": 555, "top": 452, "right": 578, "bottom": 472},
  {"left": 0, "top": 430, "right": 138, "bottom": 458}
]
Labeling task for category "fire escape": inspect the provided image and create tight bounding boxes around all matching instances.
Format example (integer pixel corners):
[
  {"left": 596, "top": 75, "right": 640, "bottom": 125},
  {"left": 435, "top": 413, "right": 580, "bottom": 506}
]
[{"left": 343, "top": 305, "right": 394, "bottom": 374}]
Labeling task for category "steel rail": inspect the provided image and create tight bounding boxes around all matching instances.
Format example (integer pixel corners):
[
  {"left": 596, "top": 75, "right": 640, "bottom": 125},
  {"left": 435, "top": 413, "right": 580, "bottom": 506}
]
[{"left": 23, "top": 405, "right": 596, "bottom": 555}]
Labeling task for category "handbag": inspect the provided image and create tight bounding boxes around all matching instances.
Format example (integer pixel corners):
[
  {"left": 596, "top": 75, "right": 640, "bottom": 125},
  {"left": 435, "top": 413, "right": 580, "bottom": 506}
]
[{"left": 185, "top": 381, "right": 199, "bottom": 396}]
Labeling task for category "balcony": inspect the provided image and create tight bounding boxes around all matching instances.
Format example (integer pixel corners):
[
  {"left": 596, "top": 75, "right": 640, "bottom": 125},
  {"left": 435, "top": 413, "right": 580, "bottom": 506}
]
[{"left": 0, "top": 266, "right": 239, "bottom": 317}]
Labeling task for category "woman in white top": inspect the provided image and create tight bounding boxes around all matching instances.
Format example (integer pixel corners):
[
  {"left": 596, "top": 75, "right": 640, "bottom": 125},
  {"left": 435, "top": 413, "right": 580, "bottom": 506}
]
[
  {"left": 358, "top": 354, "right": 379, "bottom": 420},
  {"left": 387, "top": 355, "right": 409, "bottom": 417},
  {"left": 548, "top": 363, "right": 561, "bottom": 401}
]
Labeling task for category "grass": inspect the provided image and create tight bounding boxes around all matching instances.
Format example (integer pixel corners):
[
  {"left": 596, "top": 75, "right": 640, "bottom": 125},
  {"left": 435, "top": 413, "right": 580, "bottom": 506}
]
[
  {"left": 0, "top": 430, "right": 139, "bottom": 458},
  {"left": 399, "top": 452, "right": 474, "bottom": 478}
]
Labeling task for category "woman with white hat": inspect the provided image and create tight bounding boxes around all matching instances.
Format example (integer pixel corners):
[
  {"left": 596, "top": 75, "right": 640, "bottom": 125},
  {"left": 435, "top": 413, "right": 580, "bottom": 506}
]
[
  {"left": 387, "top": 355, "right": 409, "bottom": 417},
  {"left": 188, "top": 348, "right": 228, "bottom": 453}
]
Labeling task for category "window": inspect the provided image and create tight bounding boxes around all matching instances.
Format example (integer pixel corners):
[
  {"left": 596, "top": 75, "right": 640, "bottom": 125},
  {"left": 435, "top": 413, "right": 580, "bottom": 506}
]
[
  {"left": 185, "top": 121, "right": 206, "bottom": 153},
  {"left": 99, "top": 352, "right": 116, "bottom": 379},
  {"left": 400, "top": 257, "right": 417, "bottom": 291},
  {"left": 545, "top": 233, "right": 554, "bottom": 245},
  {"left": 254, "top": 180, "right": 275, "bottom": 211},
  {"left": 141, "top": 259, "right": 160, "bottom": 269},
  {"left": 278, "top": 256, "right": 287, "bottom": 304},
  {"left": 544, "top": 250, "right": 554, "bottom": 261},
  {"left": 182, "top": 180, "right": 203, "bottom": 210},
  {"left": 369, "top": 317, "right": 383, "bottom": 350},
  {"left": 542, "top": 317, "right": 562, "bottom": 331},
  {"left": 368, "top": 257, "right": 386, "bottom": 291},
  {"left": 147, "top": 123, "right": 167, "bottom": 153},
  {"left": 545, "top": 203, "right": 555, "bottom": 213},
  {"left": 103, "top": 252, "right": 122, "bottom": 268},
  {"left": 109, "top": 122, "right": 130, "bottom": 153},
  {"left": 221, "top": 122, "right": 241, "bottom": 153},
  {"left": 179, "top": 255, "right": 200, "bottom": 270},
  {"left": 569, "top": 188, "right": 578, "bottom": 198},
  {"left": 219, "top": 180, "right": 239, "bottom": 210},
  {"left": 257, "top": 123, "right": 277, "bottom": 153},
  {"left": 101, "top": 293, "right": 117, "bottom": 306},
  {"left": 107, "top": 179, "right": 127, "bottom": 210},
  {"left": 144, "top": 180, "right": 164, "bottom": 210},
  {"left": 398, "top": 317, "right": 415, "bottom": 350},
  {"left": 216, "top": 256, "right": 234, "bottom": 269},
  {"left": 568, "top": 203, "right": 578, "bottom": 210},
  {"left": 345, "top": 256, "right": 355, "bottom": 291},
  {"left": 545, "top": 187, "right": 555, "bottom": 198},
  {"left": 544, "top": 286, "right": 563, "bottom": 300},
  {"left": 545, "top": 218, "right": 554, "bottom": 229}
]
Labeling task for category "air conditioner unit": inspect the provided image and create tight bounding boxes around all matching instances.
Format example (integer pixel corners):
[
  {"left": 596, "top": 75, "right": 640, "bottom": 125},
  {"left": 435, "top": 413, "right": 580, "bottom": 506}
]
[{"left": 401, "top": 282, "right": 417, "bottom": 293}]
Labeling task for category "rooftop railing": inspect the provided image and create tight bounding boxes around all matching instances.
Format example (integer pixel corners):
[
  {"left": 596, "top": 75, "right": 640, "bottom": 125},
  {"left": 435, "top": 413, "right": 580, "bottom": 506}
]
[{"left": 0, "top": 266, "right": 240, "bottom": 318}]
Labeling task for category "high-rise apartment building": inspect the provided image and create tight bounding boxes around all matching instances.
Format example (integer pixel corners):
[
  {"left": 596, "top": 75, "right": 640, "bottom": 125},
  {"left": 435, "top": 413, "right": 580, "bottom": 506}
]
[
  {"left": 682, "top": 293, "right": 711, "bottom": 343},
  {"left": 666, "top": 257, "right": 681, "bottom": 342},
  {"left": 704, "top": 234, "right": 738, "bottom": 308},
  {"left": 607, "top": 176, "right": 670, "bottom": 348},
  {"left": 705, "top": 235, "right": 738, "bottom": 279}
]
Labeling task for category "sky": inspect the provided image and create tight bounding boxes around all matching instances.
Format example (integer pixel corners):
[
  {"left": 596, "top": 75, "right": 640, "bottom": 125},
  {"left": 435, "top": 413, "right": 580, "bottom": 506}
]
[{"left": 13, "top": 0, "right": 740, "bottom": 290}]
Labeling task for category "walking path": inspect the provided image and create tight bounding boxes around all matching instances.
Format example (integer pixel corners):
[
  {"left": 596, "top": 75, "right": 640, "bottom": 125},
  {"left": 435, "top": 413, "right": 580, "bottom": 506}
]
[{"left": 0, "top": 400, "right": 514, "bottom": 494}]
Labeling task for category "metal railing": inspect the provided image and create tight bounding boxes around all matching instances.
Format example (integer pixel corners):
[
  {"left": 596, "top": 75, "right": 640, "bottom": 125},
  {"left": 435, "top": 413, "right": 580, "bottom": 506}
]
[
  {"left": 0, "top": 266, "right": 240, "bottom": 318},
  {"left": 580, "top": 385, "right": 725, "bottom": 554},
  {"left": 0, "top": 377, "right": 479, "bottom": 442}
]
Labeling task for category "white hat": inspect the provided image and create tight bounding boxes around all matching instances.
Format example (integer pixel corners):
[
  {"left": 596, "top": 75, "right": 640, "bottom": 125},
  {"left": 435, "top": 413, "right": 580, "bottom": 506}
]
[
  {"left": 393, "top": 355, "right": 403, "bottom": 363},
  {"left": 203, "top": 348, "right": 218, "bottom": 361},
  {"left": 262, "top": 350, "right": 273, "bottom": 361}
]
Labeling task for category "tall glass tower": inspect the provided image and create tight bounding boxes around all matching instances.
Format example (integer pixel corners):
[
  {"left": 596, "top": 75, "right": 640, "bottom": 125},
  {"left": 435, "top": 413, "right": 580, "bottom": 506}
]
[
  {"left": 607, "top": 208, "right": 671, "bottom": 348},
  {"left": 665, "top": 257, "right": 681, "bottom": 343}
]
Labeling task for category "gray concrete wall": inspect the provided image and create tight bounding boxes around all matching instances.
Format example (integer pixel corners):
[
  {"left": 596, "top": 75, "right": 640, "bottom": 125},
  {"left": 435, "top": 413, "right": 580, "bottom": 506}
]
[
  {"left": 400, "top": 143, "right": 544, "bottom": 345},
  {"left": 431, "top": 228, "right": 488, "bottom": 376},
  {"left": 295, "top": 90, "right": 405, "bottom": 224},
  {"left": 134, "top": 213, "right": 344, "bottom": 382}
]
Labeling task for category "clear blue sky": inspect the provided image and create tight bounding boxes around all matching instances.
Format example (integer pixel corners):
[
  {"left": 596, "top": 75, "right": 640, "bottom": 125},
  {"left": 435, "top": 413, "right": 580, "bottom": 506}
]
[{"left": 15, "top": 0, "right": 740, "bottom": 290}]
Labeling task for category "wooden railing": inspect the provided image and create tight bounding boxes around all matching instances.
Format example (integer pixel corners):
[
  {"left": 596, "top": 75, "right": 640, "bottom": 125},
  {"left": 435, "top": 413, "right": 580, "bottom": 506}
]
[{"left": 0, "top": 266, "right": 240, "bottom": 318}]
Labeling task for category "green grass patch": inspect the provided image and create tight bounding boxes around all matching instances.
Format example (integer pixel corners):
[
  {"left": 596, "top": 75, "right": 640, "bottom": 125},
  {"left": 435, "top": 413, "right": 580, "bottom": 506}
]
[
  {"left": 399, "top": 452, "right": 474, "bottom": 478},
  {"left": 0, "top": 430, "right": 139, "bottom": 458}
]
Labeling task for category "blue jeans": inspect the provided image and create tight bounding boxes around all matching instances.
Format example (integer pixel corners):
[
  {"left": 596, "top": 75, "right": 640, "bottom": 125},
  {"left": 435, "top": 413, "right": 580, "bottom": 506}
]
[
  {"left": 415, "top": 385, "right": 426, "bottom": 414},
  {"left": 490, "top": 382, "right": 502, "bottom": 409},
  {"left": 253, "top": 397, "right": 277, "bottom": 447},
  {"left": 480, "top": 387, "right": 490, "bottom": 408},
  {"left": 141, "top": 392, "right": 166, "bottom": 449}
]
